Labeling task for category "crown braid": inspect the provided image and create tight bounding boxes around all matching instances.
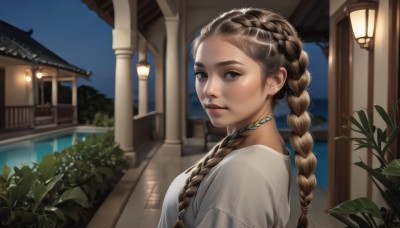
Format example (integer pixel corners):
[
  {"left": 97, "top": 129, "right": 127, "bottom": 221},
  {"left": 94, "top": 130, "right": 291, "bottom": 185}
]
[
  {"left": 174, "top": 116, "right": 273, "bottom": 228},
  {"left": 192, "top": 8, "right": 317, "bottom": 228}
]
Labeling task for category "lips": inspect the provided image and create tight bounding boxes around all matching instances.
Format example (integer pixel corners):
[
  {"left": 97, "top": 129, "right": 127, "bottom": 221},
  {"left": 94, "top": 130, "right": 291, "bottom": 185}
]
[{"left": 205, "top": 103, "right": 227, "bottom": 109}]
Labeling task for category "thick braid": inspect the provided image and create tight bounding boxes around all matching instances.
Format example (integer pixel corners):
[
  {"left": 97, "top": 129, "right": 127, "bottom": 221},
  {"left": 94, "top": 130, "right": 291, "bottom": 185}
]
[
  {"left": 231, "top": 12, "right": 317, "bottom": 227},
  {"left": 286, "top": 52, "right": 317, "bottom": 228},
  {"left": 174, "top": 116, "right": 273, "bottom": 228}
]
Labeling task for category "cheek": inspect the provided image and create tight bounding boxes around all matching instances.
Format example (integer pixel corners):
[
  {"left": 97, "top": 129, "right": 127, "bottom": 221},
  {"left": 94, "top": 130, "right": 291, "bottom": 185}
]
[
  {"left": 195, "top": 81, "right": 204, "bottom": 99},
  {"left": 226, "top": 78, "right": 262, "bottom": 102}
]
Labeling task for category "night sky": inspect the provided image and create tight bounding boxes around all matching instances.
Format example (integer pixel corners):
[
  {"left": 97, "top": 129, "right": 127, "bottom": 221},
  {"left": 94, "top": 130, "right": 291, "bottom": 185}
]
[{"left": 1, "top": 0, "right": 328, "bottom": 101}]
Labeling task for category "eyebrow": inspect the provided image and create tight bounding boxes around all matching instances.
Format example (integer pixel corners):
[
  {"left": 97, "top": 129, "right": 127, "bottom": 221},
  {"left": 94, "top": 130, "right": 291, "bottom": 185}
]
[{"left": 194, "top": 60, "right": 244, "bottom": 68}]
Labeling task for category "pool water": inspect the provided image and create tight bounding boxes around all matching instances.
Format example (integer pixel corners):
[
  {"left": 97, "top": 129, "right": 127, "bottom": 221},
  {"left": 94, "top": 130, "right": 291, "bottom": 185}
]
[
  {"left": 288, "top": 142, "right": 328, "bottom": 191},
  {"left": 0, "top": 131, "right": 102, "bottom": 169}
]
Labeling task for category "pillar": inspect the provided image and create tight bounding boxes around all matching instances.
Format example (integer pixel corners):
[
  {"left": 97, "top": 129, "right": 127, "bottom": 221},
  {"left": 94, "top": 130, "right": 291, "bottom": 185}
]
[
  {"left": 114, "top": 48, "right": 135, "bottom": 156},
  {"left": 52, "top": 71, "right": 58, "bottom": 124},
  {"left": 72, "top": 77, "right": 77, "bottom": 124},
  {"left": 138, "top": 38, "right": 148, "bottom": 116},
  {"left": 164, "top": 16, "right": 181, "bottom": 149}
]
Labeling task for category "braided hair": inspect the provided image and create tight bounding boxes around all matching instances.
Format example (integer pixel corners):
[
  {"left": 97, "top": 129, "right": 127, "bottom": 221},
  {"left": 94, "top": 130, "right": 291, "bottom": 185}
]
[{"left": 176, "top": 8, "right": 317, "bottom": 228}]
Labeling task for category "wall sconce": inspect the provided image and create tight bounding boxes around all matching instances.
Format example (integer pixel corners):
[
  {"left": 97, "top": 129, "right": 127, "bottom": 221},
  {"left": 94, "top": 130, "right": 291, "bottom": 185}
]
[
  {"left": 346, "top": 1, "right": 378, "bottom": 50},
  {"left": 25, "top": 75, "right": 32, "bottom": 82},
  {"left": 137, "top": 61, "right": 150, "bottom": 80},
  {"left": 36, "top": 69, "right": 43, "bottom": 79},
  {"left": 25, "top": 70, "right": 32, "bottom": 82}
]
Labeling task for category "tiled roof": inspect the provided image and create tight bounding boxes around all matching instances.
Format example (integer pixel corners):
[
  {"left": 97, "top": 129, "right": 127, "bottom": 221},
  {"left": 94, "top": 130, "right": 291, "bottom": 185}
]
[{"left": 0, "top": 20, "right": 91, "bottom": 77}]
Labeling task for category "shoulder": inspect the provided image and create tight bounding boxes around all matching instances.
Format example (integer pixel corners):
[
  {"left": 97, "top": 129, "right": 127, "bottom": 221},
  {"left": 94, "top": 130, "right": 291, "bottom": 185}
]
[
  {"left": 193, "top": 145, "right": 291, "bottom": 227},
  {"left": 215, "top": 145, "right": 290, "bottom": 179}
]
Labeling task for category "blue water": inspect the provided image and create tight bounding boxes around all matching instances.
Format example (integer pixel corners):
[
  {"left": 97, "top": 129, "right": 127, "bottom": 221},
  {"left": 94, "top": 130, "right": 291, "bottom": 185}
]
[{"left": 0, "top": 131, "right": 103, "bottom": 169}]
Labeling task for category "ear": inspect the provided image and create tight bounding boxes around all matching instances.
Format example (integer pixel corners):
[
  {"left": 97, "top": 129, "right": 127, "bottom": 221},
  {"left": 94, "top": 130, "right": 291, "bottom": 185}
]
[{"left": 264, "top": 67, "right": 287, "bottom": 96}]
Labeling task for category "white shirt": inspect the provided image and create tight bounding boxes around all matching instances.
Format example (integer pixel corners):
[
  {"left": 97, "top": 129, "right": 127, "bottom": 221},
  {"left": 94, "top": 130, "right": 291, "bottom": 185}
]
[{"left": 158, "top": 145, "right": 291, "bottom": 228}]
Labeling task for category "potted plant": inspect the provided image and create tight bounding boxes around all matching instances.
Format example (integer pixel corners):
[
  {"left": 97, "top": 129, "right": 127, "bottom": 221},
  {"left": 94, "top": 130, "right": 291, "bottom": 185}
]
[{"left": 328, "top": 103, "right": 400, "bottom": 227}]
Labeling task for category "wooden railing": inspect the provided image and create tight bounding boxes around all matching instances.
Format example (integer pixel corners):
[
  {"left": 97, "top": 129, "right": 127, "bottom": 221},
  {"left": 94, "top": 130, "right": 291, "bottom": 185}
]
[
  {"left": 1, "top": 105, "right": 75, "bottom": 131},
  {"left": 133, "top": 112, "right": 157, "bottom": 150},
  {"left": 57, "top": 104, "right": 74, "bottom": 123},
  {"left": 4, "top": 106, "right": 33, "bottom": 130}
]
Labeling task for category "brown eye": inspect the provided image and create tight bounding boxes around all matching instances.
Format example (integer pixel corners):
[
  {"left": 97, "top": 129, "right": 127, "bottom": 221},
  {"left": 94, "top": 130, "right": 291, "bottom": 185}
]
[
  {"left": 195, "top": 71, "right": 207, "bottom": 80},
  {"left": 224, "top": 71, "right": 240, "bottom": 79}
]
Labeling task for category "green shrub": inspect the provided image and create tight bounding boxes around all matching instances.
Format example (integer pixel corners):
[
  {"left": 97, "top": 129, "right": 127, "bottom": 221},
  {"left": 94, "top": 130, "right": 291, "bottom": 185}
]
[
  {"left": 328, "top": 103, "right": 400, "bottom": 227},
  {"left": 92, "top": 112, "right": 114, "bottom": 128},
  {"left": 0, "top": 131, "right": 127, "bottom": 227}
]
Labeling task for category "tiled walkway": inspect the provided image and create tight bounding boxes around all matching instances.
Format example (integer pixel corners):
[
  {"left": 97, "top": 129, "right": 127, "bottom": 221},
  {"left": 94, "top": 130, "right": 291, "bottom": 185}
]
[{"left": 112, "top": 142, "right": 341, "bottom": 228}]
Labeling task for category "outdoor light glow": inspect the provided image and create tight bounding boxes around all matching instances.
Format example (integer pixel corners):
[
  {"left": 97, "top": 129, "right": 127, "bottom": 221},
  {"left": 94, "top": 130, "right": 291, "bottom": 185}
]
[
  {"left": 25, "top": 75, "right": 32, "bottom": 82},
  {"left": 36, "top": 71, "right": 43, "bottom": 79},
  {"left": 347, "top": 1, "right": 377, "bottom": 50},
  {"left": 137, "top": 62, "right": 150, "bottom": 80}
]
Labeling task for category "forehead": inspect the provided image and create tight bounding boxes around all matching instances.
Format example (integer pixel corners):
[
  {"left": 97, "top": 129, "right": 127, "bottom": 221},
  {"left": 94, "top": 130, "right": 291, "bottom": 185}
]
[{"left": 194, "top": 35, "right": 255, "bottom": 66}]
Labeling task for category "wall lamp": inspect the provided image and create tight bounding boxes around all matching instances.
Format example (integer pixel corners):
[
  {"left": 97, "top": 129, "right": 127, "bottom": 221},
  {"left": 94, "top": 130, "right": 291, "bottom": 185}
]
[
  {"left": 136, "top": 61, "right": 150, "bottom": 80},
  {"left": 346, "top": 1, "right": 378, "bottom": 50},
  {"left": 25, "top": 67, "right": 44, "bottom": 82}
]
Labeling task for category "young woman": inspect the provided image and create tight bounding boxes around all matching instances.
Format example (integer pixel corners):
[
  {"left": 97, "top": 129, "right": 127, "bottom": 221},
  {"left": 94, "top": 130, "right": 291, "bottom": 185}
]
[{"left": 158, "top": 7, "right": 317, "bottom": 228}]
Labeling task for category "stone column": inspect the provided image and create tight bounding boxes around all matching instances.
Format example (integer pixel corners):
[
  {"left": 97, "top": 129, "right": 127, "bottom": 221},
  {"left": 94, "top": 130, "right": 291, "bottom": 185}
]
[
  {"left": 114, "top": 48, "right": 135, "bottom": 158},
  {"left": 52, "top": 71, "right": 58, "bottom": 124},
  {"left": 164, "top": 16, "right": 181, "bottom": 150},
  {"left": 72, "top": 77, "right": 77, "bottom": 124},
  {"left": 138, "top": 38, "right": 148, "bottom": 116}
]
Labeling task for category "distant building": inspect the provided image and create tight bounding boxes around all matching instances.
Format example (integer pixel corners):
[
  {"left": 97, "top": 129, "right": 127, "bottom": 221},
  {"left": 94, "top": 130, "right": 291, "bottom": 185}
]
[{"left": 0, "top": 20, "right": 91, "bottom": 130}]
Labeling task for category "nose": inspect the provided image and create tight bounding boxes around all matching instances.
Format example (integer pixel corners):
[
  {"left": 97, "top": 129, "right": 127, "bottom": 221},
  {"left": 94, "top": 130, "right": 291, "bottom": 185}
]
[{"left": 203, "top": 75, "right": 220, "bottom": 98}]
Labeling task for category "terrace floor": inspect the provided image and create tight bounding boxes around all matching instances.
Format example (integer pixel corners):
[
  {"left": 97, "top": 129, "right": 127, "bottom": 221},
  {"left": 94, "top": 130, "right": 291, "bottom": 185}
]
[{"left": 88, "top": 138, "right": 341, "bottom": 228}]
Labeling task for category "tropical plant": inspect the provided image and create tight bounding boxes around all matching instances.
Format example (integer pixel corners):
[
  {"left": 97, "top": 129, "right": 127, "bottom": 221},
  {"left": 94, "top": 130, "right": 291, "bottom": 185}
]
[
  {"left": 0, "top": 131, "right": 127, "bottom": 227},
  {"left": 77, "top": 85, "right": 114, "bottom": 124},
  {"left": 328, "top": 103, "right": 400, "bottom": 227},
  {"left": 92, "top": 112, "right": 114, "bottom": 127}
]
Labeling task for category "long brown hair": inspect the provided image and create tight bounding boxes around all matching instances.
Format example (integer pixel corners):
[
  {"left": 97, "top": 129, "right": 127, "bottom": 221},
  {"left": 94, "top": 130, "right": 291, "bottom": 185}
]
[{"left": 175, "top": 8, "right": 317, "bottom": 228}]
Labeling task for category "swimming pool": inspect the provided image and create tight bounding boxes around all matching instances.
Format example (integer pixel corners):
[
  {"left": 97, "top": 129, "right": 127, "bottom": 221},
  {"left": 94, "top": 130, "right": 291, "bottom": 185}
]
[{"left": 0, "top": 128, "right": 106, "bottom": 169}]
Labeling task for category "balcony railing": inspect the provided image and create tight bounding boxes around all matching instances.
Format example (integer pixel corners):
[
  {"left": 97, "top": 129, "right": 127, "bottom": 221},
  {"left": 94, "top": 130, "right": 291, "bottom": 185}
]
[
  {"left": 1, "top": 105, "right": 75, "bottom": 131},
  {"left": 4, "top": 106, "right": 33, "bottom": 130}
]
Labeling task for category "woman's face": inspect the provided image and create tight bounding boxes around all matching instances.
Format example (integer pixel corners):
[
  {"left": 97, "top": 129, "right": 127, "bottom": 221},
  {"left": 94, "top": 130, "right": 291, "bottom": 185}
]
[{"left": 195, "top": 35, "right": 274, "bottom": 130}]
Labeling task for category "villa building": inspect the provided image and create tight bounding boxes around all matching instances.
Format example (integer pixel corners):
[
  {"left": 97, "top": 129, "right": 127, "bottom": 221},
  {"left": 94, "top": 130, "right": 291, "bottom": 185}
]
[{"left": 0, "top": 20, "right": 91, "bottom": 131}]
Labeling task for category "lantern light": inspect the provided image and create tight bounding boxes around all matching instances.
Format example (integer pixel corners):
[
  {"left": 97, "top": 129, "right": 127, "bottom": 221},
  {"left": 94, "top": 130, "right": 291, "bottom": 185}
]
[
  {"left": 346, "top": 1, "right": 378, "bottom": 50},
  {"left": 137, "top": 61, "right": 150, "bottom": 80}
]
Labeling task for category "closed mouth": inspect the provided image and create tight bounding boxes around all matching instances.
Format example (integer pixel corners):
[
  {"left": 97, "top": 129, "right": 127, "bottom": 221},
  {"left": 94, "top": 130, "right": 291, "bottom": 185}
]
[{"left": 205, "top": 104, "right": 227, "bottom": 109}]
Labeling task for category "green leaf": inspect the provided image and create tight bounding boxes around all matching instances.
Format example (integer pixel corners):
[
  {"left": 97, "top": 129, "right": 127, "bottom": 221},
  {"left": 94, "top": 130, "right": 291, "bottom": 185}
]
[
  {"left": 38, "top": 213, "right": 57, "bottom": 228},
  {"left": 329, "top": 212, "right": 358, "bottom": 228},
  {"left": 354, "top": 161, "right": 396, "bottom": 190},
  {"left": 382, "top": 159, "right": 400, "bottom": 176},
  {"left": 1, "top": 166, "right": 11, "bottom": 181},
  {"left": 55, "top": 187, "right": 89, "bottom": 208},
  {"left": 38, "top": 155, "right": 58, "bottom": 181},
  {"left": 56, "top": 202, "right": 80, "bottom": 222},
  {"left": 45, "top": 206, "right": 65, "bottom": 221},
  {"left": 32, "top": 174, "right": 63, "bottom": 211},
  {"left": 357, "top": 110, "right": 371, "bottom": 134},
  {"left": 346, "top": 115, "right": 365, "bottom": 132},
  {"left": 18, "top": 166, "right": 37, "bottom": 198},
  {"left": 375, "top": 105, "right": 393, "bottom": 128},
  {"left": 383, "top": 126, "right": 400, "bottom": 154},
  {"left": 349, "top": 214, "right": 372, "bottom": 227},
  {"left": 369, "top": 176, "right": 400, "bottom": 215},
  {"left": 328, "top": 197, "right": 382, "bottom": 218}
]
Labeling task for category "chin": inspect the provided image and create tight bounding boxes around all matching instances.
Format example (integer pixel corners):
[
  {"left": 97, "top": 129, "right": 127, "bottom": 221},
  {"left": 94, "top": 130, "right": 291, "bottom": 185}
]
[{"left": 208, "top": 118, "right": 228, "bottom": 129}]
